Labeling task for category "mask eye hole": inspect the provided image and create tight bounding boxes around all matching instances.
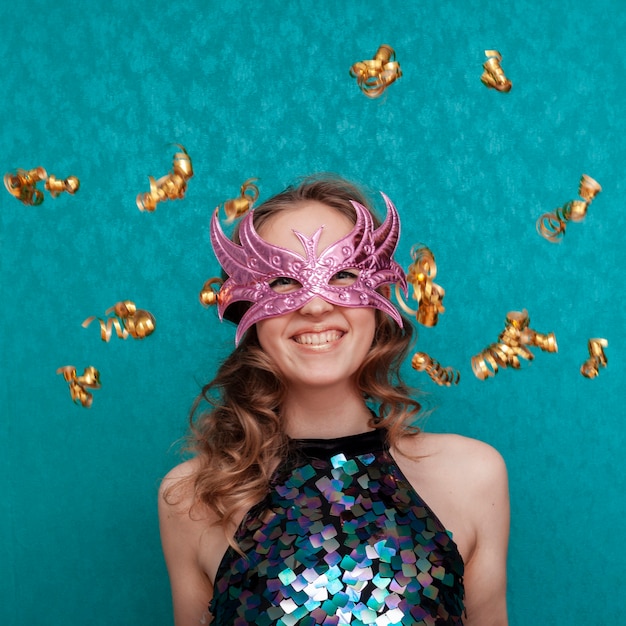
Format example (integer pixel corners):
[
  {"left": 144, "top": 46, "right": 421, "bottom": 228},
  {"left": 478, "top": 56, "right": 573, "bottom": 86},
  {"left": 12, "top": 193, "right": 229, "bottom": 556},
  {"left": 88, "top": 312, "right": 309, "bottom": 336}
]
[
  {"left": 268, "top": 277, "right": 303, "bottom": 293},
  {"left": 329, "top": 269, "right": 360, "bottom": 286}
]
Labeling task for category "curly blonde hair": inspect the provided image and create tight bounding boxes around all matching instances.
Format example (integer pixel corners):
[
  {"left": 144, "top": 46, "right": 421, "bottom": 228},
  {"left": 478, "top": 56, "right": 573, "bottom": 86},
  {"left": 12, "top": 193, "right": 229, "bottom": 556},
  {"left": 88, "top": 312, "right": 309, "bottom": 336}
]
[{"left": 184, "top": 175, "right": 422, "bottom": 533}]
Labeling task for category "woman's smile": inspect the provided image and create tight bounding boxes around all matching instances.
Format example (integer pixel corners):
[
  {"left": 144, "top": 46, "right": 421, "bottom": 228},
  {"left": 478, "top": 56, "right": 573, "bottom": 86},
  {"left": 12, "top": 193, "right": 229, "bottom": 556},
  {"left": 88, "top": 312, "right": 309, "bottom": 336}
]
[{"left": 292, "top": 329, "right": 345, "bottom": 346}]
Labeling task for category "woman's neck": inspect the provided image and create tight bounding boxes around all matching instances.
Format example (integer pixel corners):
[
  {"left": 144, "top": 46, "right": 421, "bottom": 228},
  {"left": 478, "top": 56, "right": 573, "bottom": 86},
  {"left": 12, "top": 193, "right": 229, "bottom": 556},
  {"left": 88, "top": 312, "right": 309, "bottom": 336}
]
[{"left": 281, "top": 385, "right": 373, "bottom": 439}]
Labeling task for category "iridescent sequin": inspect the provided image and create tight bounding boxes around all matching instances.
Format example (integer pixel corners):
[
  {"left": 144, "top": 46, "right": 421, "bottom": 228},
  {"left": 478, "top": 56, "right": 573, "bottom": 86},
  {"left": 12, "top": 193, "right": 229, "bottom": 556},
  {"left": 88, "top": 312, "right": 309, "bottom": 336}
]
[{"left": 210, "top": 429, "right": 464, "bottom": 625}]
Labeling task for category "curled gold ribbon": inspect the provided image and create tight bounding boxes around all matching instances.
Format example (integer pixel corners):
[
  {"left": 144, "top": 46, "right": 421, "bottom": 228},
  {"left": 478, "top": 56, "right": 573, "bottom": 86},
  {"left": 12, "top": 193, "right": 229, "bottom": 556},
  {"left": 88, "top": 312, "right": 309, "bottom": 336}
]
[
  {"left": 395, "top": 244, "right": 445, "bottom": 327},
  {"left": 481, "top": 50, "right": 512, "bottom": 92},
  {"left": 520, "top": 327, "right": 558, "bottom": 353},
  {"left": 44, "top": 174, "right": 80, "bottom": 198},
  {"left": 136, "top": 145, "right": 193, "bottom": 212},
  {"left": 580, "top": 338, "right": 608, "bottom": 378},
  {"left": 82, "top": 300, "right": 156, "bottom": 341},
  {"left": 199, "top": 277, "right": 224, "bottom": 307},
  {"left": 350, "top": 44, "right": 402, "bottom": 98},
  {"left": 471, "top": 342, "right": 520, "bottom": 380},
  {"left": 123, "top": 309, "right": 156, "bottom": 339},
  {"left": 4, "top": 167, "right": 80, "bottom": 205},
  {"left": 57, "top": 365, "right": 101, "bottom": 408},
  {"left": 4, "top": 167, "right": 48, "bottom": 205},
  {"left": 536, "top": 174, "right": 602, "bottom": 242},
  {"left": 222, "top": 178, "right": 259, "bottom": 222},
  {"left": 412, "top": 352, "right": 460, "bottom": 386},
  {"left": 471, "top": 309, "right": 557, "bottom": 380}
]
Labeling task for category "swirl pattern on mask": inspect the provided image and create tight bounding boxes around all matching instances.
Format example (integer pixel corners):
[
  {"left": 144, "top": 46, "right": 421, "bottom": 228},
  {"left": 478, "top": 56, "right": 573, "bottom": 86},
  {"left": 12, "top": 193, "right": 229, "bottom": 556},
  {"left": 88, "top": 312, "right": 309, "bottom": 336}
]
[{"left": 210, "top": 194, "right": 408, "bottom": 344}]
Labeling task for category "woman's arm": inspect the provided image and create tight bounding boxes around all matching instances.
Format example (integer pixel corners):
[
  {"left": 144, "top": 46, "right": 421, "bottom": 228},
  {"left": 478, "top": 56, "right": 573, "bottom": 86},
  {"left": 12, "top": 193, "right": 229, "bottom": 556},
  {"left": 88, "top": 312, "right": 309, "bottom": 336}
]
[
  {"left": 461, "top": 441, "right": 510, "bottom": 626},
  {"left": 158, "top": 461, "right": 215, "bottom": 626}
]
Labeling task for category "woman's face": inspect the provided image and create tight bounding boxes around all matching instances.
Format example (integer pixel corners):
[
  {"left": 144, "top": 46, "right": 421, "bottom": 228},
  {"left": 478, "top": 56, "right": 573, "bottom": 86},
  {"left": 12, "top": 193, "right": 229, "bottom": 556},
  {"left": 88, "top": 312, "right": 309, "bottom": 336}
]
[{"left": 255, "top": 201, "right": 376, "bottom": 392}]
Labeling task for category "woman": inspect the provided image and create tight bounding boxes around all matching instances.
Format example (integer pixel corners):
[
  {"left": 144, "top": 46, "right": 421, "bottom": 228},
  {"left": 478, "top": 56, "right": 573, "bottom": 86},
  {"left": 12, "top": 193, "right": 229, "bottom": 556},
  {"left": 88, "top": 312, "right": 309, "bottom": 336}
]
[{"left": 159, "top": 176, "right": 509, "bottom": 625}]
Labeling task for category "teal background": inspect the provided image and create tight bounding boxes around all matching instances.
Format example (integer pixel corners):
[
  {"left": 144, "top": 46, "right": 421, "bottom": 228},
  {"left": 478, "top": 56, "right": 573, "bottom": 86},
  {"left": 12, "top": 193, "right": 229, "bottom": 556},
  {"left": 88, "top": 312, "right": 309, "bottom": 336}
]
[{"left": 1, "top": 1, "right": 624, "bottom": 624}]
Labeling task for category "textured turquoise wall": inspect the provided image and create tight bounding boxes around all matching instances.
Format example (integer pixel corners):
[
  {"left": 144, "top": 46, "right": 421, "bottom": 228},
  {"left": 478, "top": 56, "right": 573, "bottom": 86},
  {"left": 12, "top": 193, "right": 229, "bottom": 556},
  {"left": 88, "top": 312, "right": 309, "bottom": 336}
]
[{"left": 1, "top": 1, "right": 624, "bottom": 624}]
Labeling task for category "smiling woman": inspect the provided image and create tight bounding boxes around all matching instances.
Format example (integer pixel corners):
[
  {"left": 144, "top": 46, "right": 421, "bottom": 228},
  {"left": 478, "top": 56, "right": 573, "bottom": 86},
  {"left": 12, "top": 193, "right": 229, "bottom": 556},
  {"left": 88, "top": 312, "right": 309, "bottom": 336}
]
[
  {"left": 158, "top": 175, "right": 510, "bottom": 626},
  {"left": 255, "top": 201, "right": 378, "bottom": 408}
]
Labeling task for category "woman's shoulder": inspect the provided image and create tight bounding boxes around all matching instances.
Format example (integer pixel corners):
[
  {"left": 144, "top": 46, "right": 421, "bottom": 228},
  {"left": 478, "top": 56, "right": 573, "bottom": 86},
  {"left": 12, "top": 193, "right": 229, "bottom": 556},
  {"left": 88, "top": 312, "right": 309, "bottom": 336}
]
[
  {"left": 160, "top": 457, "right": 199, "bottom": 496},
  {"left": 158, "top": 457, "right": 224, "bottom": 620},
  {"left": 391, "top": 431, "right": 509, "bottom": 569},
  {"left": 162, "top": 456, "right": 203, "bottom": 485},
  {"left": 403, "top": 431, "right": 506, "bottom": 472},
  {"left": 393, "top": 431, "right": 508, "bottom": 506},
  {"left": 158, "top": 457, "right": 223, "bottom": 563},
  {"left": 159, "top": 457, "right": 214, "bottom": 520}
]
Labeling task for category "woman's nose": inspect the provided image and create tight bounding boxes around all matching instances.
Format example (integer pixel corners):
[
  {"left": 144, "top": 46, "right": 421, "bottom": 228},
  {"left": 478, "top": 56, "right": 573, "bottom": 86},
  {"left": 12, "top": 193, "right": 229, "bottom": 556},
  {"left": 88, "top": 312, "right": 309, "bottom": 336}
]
[{"left": 299, "top": 296, "right": 334, "bottom": 316}]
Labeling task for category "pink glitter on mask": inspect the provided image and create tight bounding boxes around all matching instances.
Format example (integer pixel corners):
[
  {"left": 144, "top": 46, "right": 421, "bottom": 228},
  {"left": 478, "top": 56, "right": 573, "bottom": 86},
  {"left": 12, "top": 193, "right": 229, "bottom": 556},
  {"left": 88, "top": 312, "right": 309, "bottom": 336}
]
[{"left": 210, "top": 193, "right": 408, "bottom": 344}]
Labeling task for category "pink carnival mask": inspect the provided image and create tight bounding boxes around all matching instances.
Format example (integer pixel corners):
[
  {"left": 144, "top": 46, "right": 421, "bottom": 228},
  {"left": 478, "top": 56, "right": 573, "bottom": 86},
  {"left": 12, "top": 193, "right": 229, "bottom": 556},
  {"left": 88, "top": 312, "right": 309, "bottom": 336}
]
[{"left": 210, "top": 193, "right": 408, "bottom": 344}]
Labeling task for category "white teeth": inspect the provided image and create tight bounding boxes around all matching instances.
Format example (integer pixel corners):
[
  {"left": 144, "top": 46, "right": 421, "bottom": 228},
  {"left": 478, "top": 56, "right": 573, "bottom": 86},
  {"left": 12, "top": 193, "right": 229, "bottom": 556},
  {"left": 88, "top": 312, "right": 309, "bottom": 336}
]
[{"left": 294, "top": 330, "right": 342, "bottom": 345}]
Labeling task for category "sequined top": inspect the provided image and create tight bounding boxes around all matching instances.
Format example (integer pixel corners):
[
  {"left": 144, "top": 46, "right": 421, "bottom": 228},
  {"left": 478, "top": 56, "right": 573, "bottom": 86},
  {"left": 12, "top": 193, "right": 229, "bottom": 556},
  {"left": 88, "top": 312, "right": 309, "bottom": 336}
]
[{"left": 210, "top": 428, "right": 465, "bottom": 625}]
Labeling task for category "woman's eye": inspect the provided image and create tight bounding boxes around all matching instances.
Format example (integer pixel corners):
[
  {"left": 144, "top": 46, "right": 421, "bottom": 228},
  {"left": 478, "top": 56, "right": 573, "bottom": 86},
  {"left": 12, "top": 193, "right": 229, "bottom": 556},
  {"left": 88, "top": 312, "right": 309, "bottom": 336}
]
[
  {"left": 268, "top": 277, "right": 302, "bottom": 293},
  {"left": 329, "top": 269, "right": 359, "bottom": 286}
]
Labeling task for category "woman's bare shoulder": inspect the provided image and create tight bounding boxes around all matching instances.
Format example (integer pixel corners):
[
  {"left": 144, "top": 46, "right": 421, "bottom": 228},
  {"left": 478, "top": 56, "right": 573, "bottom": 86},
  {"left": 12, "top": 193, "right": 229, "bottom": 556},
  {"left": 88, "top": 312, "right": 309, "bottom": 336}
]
[
  {"left": 392, "top": 431, "right": 509, "bottom": 572},
  {"left": 161, "top": 457, "right": 198, "bottom": 491},
  {"left": 158, "top": 457, "right": 223, "bottom": 622},
  {"left": 162, "top": 456, "right": 202, "bottom": 485},
  {"left": 402, "top": 431, "right": 505, "bottom": 470},
  {"left": 159, "top": 457, "right": 212, "bottom": 519},
  {"left": 394, "top": 431, "right": 508, "bottom": 502},
  {"left": 158, "top": 457, "right": 223, "bottom": 564}
]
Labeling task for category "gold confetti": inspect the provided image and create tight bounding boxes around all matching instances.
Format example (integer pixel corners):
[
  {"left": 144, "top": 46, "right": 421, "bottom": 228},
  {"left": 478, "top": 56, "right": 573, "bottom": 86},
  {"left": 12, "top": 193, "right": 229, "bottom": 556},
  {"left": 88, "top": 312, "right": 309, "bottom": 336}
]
[
  {"left": 221, "top": 178, "right": 259, "bottom": 222},
  {"left": 536, "top": 174, "right": 602, "bottom": 242},
  {"left": 412, "top": 352, "right": 460, "bottom": 386},
  {"left": 199, "top": 277, "right": 224, "bottom": 307},
  {"left": 4, "top": 167, "right": 47, "bottom": 205},
  {"left": 350, "top": 44, "right": 402, "bottom": 98},
  {"left": 4, "top": 167, "right": 80, "bottom": 205},
  {"left": 136, "top": 145, "right": 193, "bottom": 212},
  {"left": 82, "top": 300, "right": 156, "bottom": 341},
  {"left": 57, "top": 365, "right": 101, "bottom": 408},
  {"left": 480, "top": 50, "right": 512, "bottom": 92},
  {"left": 395, "top": 244, "right": 445, "bottom": 327},
  {"left": 44, "top": 174, "right": 80, "bottom": 198},
  {"left": 471, "top": 309, "right": 557, "bottom": 380},
  {"left": 580, "top": 338, "right": 608, "bottom": 378}
]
